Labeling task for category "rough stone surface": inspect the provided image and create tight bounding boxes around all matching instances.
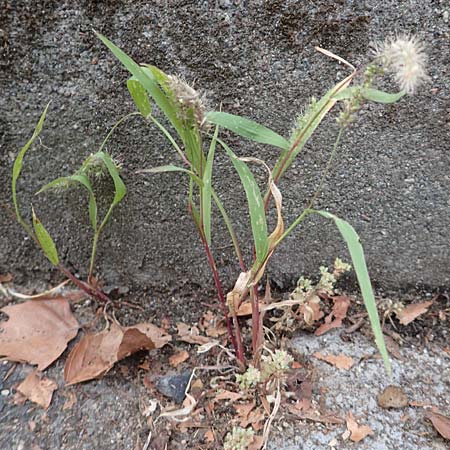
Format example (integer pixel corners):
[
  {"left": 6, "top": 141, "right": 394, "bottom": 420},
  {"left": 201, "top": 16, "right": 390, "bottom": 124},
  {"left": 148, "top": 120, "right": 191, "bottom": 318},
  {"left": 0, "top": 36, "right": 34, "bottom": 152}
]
[{"left": 1, "top": 0, "right": 449, "bottom": 295}]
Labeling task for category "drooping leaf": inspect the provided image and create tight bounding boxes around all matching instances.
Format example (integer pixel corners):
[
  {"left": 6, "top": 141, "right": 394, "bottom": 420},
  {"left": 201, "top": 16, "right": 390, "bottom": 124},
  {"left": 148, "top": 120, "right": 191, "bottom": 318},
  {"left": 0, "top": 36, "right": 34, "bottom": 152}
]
[
  {"left": 138, "top": 164, "right": 203, "bottom": 187},
  {"left": 313, "top": 210, "right": 391, "bottom": 375},
  {"left": 272, "top": 73, "right": 354, "bottom": 182},
  {"left": 206, "top": 111, "right": 290, "bottom": 151},
  {"left": 96, "top": 33, "right": 182, "bottom": 135},
  {"left": 127, "top": 77, "right": 152, "bottom": 117},
  {"left": 37, "top": 173, "right": 97, "bottom": 232},
  {"left": 12, "top": 103, "right": 50, "bottom": 232},
  {"left": 0, "top": 298, "right": 79, "bottom": 370},
  {"left": 219, "top": 139, "right": 269, "bottom": 264},
  {"left": 94, "top": 151, "right": 126, "bottom": 207},
  {"left": 202, "top": 125, "right": 219, "bottom": 245},
  {"left": 32, "top": 208, "right": 59, "bottom": 266},
  {"left": 333, "top": 87, "right": 405, "bottom": 104}
]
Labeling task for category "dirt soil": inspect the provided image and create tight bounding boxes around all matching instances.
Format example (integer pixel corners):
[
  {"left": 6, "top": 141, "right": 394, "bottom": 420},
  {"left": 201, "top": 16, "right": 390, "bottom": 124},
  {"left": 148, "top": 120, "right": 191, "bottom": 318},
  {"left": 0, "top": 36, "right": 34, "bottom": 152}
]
[{"left": 0, "top": 288, "right": 448, "bottom": 450}]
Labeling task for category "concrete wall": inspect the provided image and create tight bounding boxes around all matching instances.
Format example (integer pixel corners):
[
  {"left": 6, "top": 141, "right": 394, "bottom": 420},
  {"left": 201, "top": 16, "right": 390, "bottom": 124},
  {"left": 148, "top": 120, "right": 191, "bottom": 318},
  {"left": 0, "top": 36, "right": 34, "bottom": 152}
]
[{"left": 1, "top": 0, "right": 449, "bottom": 295}]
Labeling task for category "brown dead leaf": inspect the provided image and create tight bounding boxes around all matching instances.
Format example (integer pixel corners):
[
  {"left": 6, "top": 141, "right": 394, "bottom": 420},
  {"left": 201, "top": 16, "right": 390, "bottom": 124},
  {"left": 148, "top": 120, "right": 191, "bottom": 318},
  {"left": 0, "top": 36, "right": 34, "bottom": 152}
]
[
  {"left": 62, "top": 391, "right": 77, "bottom": 410},
  {"left": 213, "top": 389, "right": 243, "bottom": 403},
  {"left": 396, "top": 301, "right": 433, "bottom": 325},
  {"left": 204, "top": 429, "right": 215, "bottom": 443},
  {"left": 16, "top": 370, "right": 57, "bottom": 409},
  {"left": 377, "top": 385, "right": 408, "bottom": 409},
  {"left": 0, "top": 299, "right": 79, "bottom": 370},
  {"left": 64, "top": 321, "right": 171, "bottom": 385},
  {"left": 177, "top": 323, "right": 210, "bottom": 345},
  {"left": 315, "top": 296, "right": 351, "bottom": 336},
  {"left": 234, "top": 401, "right": 256, "bottom": 426},
  {"left": 383, "top": 334, "right": 403, "bottom": 360},
  {"left": 426, "top": 410, "right": 450, "bottom": 440},
  {"left": 169, "top": 350, "right": 189, "bottom": 367},
  {"left": 289, "top": 406, "right": 344, "bottom": 424},
  {"left": 346, "top": 412, "right": 373, "bottom": 442},
  {"left": 313, "top": 352, "right": 354, "bottom": 370}
]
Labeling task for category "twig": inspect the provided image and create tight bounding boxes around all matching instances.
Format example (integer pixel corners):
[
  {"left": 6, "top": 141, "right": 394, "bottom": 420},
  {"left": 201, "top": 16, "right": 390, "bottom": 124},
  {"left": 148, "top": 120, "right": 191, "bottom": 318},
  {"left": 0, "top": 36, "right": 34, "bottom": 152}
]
[{"left": 142, "top": 430, "right": 152, "bottom": 450}]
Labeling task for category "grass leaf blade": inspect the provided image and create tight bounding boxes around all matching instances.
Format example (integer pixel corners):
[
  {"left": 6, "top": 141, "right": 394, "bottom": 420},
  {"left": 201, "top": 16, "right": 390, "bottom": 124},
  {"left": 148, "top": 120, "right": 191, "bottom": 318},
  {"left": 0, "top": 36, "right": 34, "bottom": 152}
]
[
  {"left": 127, "top": 78, "right": 152, "bottom": 117},
  {"left": 219, "top": 139, "right": 269, "bottom": 264},
  {"left": 32, "top": 208, "right": 59, "bottom": 266},
  {"left": 138, "top": 165, "right": 203, "bottom": 187},
  {"left": 12, "top": 103, "right": 50, "bottom": 232},
  {"left": 202, "top": 125, "right": 219, "bottom": 245},
  {"left": 207, "top": 111, "right": 290, "bottom": 150},
  {"left": 314, "top": 210, "right": 391, "bottom": 375}
]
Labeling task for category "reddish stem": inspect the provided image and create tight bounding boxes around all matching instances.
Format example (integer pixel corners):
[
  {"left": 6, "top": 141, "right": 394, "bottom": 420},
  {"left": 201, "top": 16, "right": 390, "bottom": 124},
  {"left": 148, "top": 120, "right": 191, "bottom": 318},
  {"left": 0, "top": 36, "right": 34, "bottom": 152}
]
[
  {"left": 200, "top": 236, "right": 245, "bottom": 364},
  {"left": 57, "top": 264, "right": 113, "bottom": 305}
]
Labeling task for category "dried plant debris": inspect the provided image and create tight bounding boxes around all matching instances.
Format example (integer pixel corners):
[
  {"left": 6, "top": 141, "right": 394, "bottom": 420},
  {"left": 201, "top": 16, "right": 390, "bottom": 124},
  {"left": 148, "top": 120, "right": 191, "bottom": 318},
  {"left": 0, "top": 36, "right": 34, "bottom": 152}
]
[
  {"left": 0, "top": 299, "right": 79, "bottom": 370},
  {"left": 395, "top": 300, "right": 433, "bottom": 325},
  {"left": 425, "top": 409, "right": 450, "bottom": 440},
  {"left": 346, "top": 412, "right": 374, "bottom": 442},
  {"left": 377, "top": 385, "right": 408, "bottom": 409},
  {"left": 64, "top": 321, "right": 171, "bottom": 385},
  {"left": 15, "top": 370, "right": 58, "bottom": 409}
]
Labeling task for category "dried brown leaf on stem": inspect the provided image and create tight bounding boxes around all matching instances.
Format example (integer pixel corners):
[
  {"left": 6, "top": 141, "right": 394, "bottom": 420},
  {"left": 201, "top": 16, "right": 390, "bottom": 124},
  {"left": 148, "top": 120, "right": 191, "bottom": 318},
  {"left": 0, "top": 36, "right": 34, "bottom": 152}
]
[
  {"left": 0, "top": 299, "right": 79, "bottom": 370},
  {"left": 346, "top": 412, "right": 373, "bottom": 442},
  {"left": 396, "top": 301, "right": 433, "bottom": 325},
  {"left": 16, "top": 370, "right": 58, "bottom": 409},
  {"left": 64, "top": 321, "right": 171, "bottom": 385},
  {"left": 315, "top": 296, "right": 351, "bottom": 336},
  {"left": 313, "top": 352, "right": 355, "bottom": 370}
]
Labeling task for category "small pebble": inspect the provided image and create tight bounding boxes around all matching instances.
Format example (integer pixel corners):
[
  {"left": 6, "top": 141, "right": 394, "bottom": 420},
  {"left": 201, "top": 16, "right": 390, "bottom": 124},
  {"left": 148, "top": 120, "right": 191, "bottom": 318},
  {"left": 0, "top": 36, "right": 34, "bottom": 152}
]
[{"left": 1, "top": 389, "right": 9, "bottom": 396}]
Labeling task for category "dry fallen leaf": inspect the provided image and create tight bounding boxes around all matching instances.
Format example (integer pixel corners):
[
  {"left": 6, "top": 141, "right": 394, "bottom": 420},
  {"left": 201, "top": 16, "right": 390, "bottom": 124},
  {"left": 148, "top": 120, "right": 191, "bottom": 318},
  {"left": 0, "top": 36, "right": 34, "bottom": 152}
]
[
  {"left": 177, "top": 323, "right": 210, "bottom": 345},
  {"left": 169, "top": 350, "right": 190, "bottom": 367},
  {"left": 213, "top": 389, "right": 243, "bottom": 403},
  {"left": 234, "top": 401, "right": 256, "bottom": 427},
  {"left": 315, "top": 296, "right": 351, "bottom": 336},
  {"left": 377, "top": 385, "right": 408, "bottom": 409},
  {"left": 64, "top": 321, "right": 171, "bottom": 385},
  {"left": 204, "top": 429, "right": 215, "bottom": 443},
  {"left": 62, "top": 391, "right": 77, "bottom": 410},
  {"left": 16, "top": 370, "right": 57, "bottom": 409},
  {"left": 396, "top": 301, "right": 433, "bottom": 325},
  {"left": 313, "top": 352, "right": 355, "bottom": 370},
  {"left": 346, "top": 412, "right": 373, "bottom": 442},
  {"left": 0, "top": 299, "right": 79, "bottom": 370},
  {"left": 426, "top": 409, "right": 450, "bottom": 440},
  {"left": 248, "top": 435, "right": 264, "bottom": 450}
]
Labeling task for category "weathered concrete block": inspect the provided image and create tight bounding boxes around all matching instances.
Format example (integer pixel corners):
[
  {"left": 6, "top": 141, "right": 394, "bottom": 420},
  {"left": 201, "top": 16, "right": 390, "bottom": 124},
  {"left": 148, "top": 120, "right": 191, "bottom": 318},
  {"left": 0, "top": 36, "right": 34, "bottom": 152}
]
[{"left": 1, "top": 1, "right": 449, "bottom": 294}]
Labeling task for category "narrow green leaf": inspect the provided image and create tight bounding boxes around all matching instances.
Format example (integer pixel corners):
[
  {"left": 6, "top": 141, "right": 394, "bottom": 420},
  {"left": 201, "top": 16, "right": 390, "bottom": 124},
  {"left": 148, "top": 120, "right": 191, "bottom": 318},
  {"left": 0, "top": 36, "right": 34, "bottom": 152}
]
[
  {"left": 94, "top": 151, "right": 126, "bottom": 207},
  {"left": 37, "top": 174, "right": 98, "bottom": 232},
  {"left": 32, "top": 208, "right": 59, "bottom": 266},
  {"left": 333, "top": 87, "right": 405, "bottom": 104},
  {"left": 206, "top": 111, "right": 290, "bottom": 151},
  {"left": 127, "top": 78, "right": 152, "bottom": 117},
  {"left": 219, "top": 139, "right": 269, "bottom": 264},
  {"left": 96, "top": 33, "right": 182, "bottom": 135},
  {"left": 138, "top": 164, "right": 203, "bottom": 187},
  {"left": 202, "top": 125, "right": 219, "bottom": 245},
  {"left": 12, "top": 103, "right": 50, "bottom": 231},
  {"left": 314, "top": 210, "right": 391, "bottom": 375}
]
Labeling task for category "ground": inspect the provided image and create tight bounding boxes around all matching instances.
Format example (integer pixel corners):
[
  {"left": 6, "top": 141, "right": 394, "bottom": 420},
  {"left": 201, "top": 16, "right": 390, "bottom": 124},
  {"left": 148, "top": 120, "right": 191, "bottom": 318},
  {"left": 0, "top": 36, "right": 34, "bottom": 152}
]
[{"left": 0, "top": 286, "right": 448, "bottom": 450}]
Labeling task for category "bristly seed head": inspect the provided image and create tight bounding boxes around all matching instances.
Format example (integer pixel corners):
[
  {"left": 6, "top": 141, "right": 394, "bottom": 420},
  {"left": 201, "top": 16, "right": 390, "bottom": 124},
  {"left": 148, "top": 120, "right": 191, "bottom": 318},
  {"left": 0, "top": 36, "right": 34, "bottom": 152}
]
[
  {"left": 372, "top": 35, "right": 428, "bottom": 94},
  {"left": 166, "top": 75, "right": 209, "bottom": 130}
]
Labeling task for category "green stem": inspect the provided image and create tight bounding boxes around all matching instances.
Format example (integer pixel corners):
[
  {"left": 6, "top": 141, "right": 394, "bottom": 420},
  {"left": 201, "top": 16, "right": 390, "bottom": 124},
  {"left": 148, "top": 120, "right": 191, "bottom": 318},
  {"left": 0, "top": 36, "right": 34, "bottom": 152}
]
[
  {"left": 88, "top": 232, "right": 99, "bottom": 282},
  {"left": 147, "top": 114, "right": 191, "bottom": 167},
  {"left": 211, "top": 188, "right": 246, "bottom": 272},
  {"left": 98, "top": 112, "right": 141, "bottom": 153}
]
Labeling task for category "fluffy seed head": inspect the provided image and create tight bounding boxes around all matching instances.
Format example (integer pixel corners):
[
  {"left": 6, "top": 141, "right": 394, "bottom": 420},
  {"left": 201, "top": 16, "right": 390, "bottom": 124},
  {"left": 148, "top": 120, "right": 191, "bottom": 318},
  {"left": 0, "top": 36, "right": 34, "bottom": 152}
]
[
  {"left": 166, "top": 75, "right": 208, "bottom": 129},
  {"left": 373, "top": 35, "right": 428, "bottom": 94}
]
